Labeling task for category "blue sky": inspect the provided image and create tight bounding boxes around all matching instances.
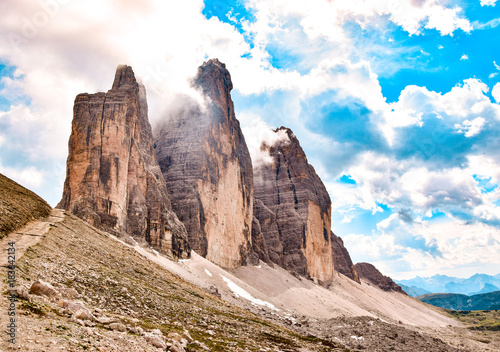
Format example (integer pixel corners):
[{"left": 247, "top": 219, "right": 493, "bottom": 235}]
[{"left": 1, "top": 0, "right": 500, "bottom": 279}]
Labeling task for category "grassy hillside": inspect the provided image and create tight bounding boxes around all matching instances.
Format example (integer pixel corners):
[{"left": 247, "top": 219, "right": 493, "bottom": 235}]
[
  {"left": 448, "top": 310, "right": 500, "bottom": 332},
  {"left": 417, "top": 291, "right": 500, "bottom": 311},
  {"left": 0, "top": 173, "right": 51, "bottom": 239}
]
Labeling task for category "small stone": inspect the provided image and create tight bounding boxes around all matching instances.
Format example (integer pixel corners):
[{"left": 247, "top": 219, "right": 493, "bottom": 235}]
[
  {"left": 181, "top": 330, "right": 193, "bottom": 343},
  {"left": 168, "top": 341, "right": 185, "bottom": 352},
  {"left": 97, "top": 316, "right": 119, "bottom": 325},
  {"left": 147, "top": 336, "right": 166, "bottom": 349},
  {"left": 167, "top": 332, "right": 182, "bottom": 342},
  {"left": 191, "top": 341, "right": 210, "bottom": 351},
  {"left": 207, "top": 330, "right": 215, "bottom": 336},
  {"left": 62, "top": 288, "right": 79, "bottom": 299},
  {"left": 121, "top": 287, "right": 128, "bottom": 294},
  {"left": 127, "top": 326, "right": 144, "bottom": 335},
  {"left": 74, "top": 308, "right": 92, "bottom": 320},
  {"left": 15, "top": 287, "right": 30, "bottom": 300},
  {"left": 109, "top": 323, "right": 126, "bottom": 332}
]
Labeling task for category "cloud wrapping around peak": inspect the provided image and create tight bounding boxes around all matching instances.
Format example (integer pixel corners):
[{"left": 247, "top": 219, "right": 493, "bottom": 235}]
[{"left": 240, "top": 115, "right": 290, "bottom": 168}]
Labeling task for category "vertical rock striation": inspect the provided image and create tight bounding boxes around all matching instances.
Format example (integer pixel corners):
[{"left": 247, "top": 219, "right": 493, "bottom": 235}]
[
  {"left": 253, "top": 127, "right": 334, "bottom": 286},
  {"left": 58, "top": 65, "right": 189, "bottom": 259},
  {"left": 154, "top": 59, "right": 253, "bottom": 268}
]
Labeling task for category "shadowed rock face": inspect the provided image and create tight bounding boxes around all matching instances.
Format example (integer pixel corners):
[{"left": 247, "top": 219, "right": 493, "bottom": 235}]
[
  {"left": 58, "top": 65, "right": 190, "bottom": 259},
  {"left": 154, "top": 59, "right": 253, "bottom": 268},
  {"left": 354, "top": 262, "right": 406, "bottom": 294},
  {"left": 331, "top": 231, "right": 360, "bottom": 283},
  {"left": 253, "top": 127, "right": 334, "bottom": 286}
]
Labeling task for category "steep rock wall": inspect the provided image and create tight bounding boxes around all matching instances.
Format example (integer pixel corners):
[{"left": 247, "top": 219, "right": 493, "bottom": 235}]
[
  {"left": 253, "top": 127, "right": 334, "bottom": 285},
  {"left": 154, "top": 59, "right": 253, "bottom": 268}
]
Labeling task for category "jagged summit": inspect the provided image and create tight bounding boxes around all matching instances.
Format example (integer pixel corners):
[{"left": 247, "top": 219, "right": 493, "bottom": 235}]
[
  {"left": 195, "top": 58, "right": 233, "bottom": 92},
  {"left": 111, "top": 64, "right": 139, "bottom": 90},
  {"left": 58, "top": 65, "right": 190, "bottom": 260}
]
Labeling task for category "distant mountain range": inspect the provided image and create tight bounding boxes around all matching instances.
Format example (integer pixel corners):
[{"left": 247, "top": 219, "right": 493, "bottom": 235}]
[
  {"left": 417, "top": 291, "right": 500, "bottom": 311},
  {"left": 395, "top": 273, "right": 500, "bottom": 296},
  {"left": 398, "top": 284, "right": 431, "bottom": 297}
]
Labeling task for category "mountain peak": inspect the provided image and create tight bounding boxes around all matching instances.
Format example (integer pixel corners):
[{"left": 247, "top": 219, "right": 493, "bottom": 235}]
[
  {"left": 112, "top": 64, "right": 138, "bottom": 90},
  {"left": 194, "top": 58, "right": 233, "bottom": 102}
]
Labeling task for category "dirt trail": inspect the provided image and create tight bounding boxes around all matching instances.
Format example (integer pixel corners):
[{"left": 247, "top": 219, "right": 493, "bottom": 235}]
[{"left": 0, "top": 209, "right": 65, "bottom": 268}]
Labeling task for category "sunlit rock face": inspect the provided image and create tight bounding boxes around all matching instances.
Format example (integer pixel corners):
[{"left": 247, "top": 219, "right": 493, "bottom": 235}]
[
  {"left": 252, "top": 127, "right": 335, "bottom": 286},
  {"left": 58, "top": 65, "right": 190, "bottom": 259},
  {"left": 154, "top": 59, "right": 253, "bottom": 268}
]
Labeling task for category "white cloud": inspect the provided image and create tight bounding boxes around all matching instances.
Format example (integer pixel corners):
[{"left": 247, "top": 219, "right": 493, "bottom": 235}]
[
  {"left": 480, "top": 0, "right": 497, "bottom": 6},
  {"left": 492, "top": 82, "right": 500, "bottom": 103},
  {"left": 341, "top": 214, "right": 356, "bottom": 224},
  {"left": 460, "top": 54, "right": 468, "bottom": 60},
  {"left": 240, "top": 115, "right": 290, "bottom": 168},
  {"left": 454, "top": 116, "right": 486, "bottom": 137},
  {"left": 0, "top": 162, "right": 44, "bottom": 188},
  {"left": 345, "top": 214, "right": 500, "bottom": 279},
  {"left": 246, "top": 0, "right": 472, "bottom": 39}
]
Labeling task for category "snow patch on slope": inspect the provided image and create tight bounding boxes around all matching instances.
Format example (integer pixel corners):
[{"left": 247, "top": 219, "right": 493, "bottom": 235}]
[{"left": 220, "top": 274, "right": 279, "bottom": 311}]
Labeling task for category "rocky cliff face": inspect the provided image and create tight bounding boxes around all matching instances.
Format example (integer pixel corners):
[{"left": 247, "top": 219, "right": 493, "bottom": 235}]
[
  {"left": 154, "top": 59, "right": 253, "bottom": 268},
  {"left": 58, "top": 65, "right": 189, "bottom": 259},
  {"left": 354, "top": 262, "right": 406, "bottom": 294},
  {"left": 331, "top": 231, "right": 360, "bottom": 283},
  {"left": 253, "top": 127, "right": 334, "bottom": 286}
]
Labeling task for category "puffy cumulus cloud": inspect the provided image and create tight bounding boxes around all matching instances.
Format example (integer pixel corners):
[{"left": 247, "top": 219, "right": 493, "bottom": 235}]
[
  {"left": 343, "top": 232, "right": 399, "bottom": 262},
  {"left": 382, "top": 79, "right": 500, "bottom": 168},
  {"left": 0, "top": 104, "right": 70, "bottom": 160},
  {"left": 328, "top": 148, "right": 500, "bottom": 244},
  {"left": 245, "top": 0, "right": 471, "bottom": 47},
  {"left": 400, "top": 167, "right": 483, "bottom": 216}
]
